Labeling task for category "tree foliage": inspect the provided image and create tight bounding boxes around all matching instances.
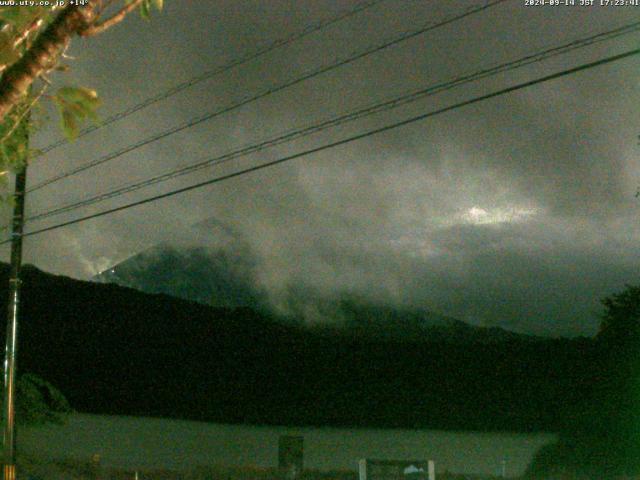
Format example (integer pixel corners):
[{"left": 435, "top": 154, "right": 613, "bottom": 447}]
[
  {"left": 51, "top": 86, "right": 100, "bottom": 141},
  {"left": 0, "top": 373, "right": 72, "bottom": 426},
  {"left": 0, "top": 1, "right": 163, "bottom": 176},
  {"left": 598, "top": 284, "right": 640, "bottom": 348},
  {"left": 527, "top": 282, "right": 640, "bottom": 478},
  {"left": 0, "top": 94, "right": 30, "bottom": 195}
]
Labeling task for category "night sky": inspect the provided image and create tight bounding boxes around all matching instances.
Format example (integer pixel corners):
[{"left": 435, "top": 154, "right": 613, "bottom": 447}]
[{"left": 1, "top": 0, "right": 639, "bottom": 337}]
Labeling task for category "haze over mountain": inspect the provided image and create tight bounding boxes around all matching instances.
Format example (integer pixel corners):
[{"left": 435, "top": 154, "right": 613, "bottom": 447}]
[
  {"left": 92, "top": 238, "right": 534, "bottom": 343},
  {"left": 92, "top": 217, "right": 573, "bottom": 344},
  {"left": 95, "top": 244, "right": 264, "bottom": 310}
]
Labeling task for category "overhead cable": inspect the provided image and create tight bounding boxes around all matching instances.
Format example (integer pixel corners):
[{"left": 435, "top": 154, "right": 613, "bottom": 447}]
[
  {"left": 37, "top": 0, "right": 389, "bottom": 155},
  {"left": 9, "top": 46, "right": 638, "bottom": 243},
  {"left": 26, "top": 19, "right": 640, "bottom": 223},
  {"left": 28, "top": 0, "right": 506, "bottom": 193}
]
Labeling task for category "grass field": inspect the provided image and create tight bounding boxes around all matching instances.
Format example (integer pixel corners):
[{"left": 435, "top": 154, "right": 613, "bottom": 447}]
[
  {"left": 18, "top": 414, "right": 555, "bottom": 478},
  {"left": 18, "top": 459, "right": 508, "bottom": 480}
]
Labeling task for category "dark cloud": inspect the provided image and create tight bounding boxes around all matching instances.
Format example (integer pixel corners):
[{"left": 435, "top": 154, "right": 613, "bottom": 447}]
[{"left": 1, "top": 0, "right": 638, "bottom": 337}]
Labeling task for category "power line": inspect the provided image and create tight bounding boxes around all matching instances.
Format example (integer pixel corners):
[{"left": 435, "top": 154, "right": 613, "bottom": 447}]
[
  {"left": 9, "top": 46, "right": 639, "bottom": 244},
  {"left": 36, "top": 0, "right": 388, "bottom": 155},
  {"left": 27, "top": 0, "right": 506, "bottom": 194},
  {"left": 25, "top": 19, "right": 640, "bottom": 224}
]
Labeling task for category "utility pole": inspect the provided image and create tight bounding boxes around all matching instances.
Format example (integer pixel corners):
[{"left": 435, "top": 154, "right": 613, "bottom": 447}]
[
  {"left": 2, "top": 123, "right": 28, "bottom": 480},
  {"left": 2, "top": 165, "right": 26, "bottom": 480}
]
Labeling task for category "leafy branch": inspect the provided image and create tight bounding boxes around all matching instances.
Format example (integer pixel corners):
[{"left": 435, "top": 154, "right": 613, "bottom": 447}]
[
  {"left": 51, "top": 86, "right": 100, "bottom": 140},
  {"left": 0, "top": 1, "right": 163, "bottom": 128}
]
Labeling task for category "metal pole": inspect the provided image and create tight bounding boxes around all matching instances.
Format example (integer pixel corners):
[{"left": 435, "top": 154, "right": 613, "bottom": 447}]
[{"left": 2, "top": 163, "right": 27, "bottom": 480}]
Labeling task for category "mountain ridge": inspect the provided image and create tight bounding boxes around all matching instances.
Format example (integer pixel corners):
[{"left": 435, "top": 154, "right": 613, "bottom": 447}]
[{"left": 92, "top": 244, "right": 549, "bottom": 344}]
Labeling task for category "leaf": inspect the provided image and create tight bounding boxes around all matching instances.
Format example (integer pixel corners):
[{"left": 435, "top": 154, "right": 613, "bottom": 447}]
[
  {"left": 61, "top": 109, "right": 78, "bottom": 140},
  {"left": 0, "top": 142, "right": 10, "bottom": 165},
  {"left": 0, "top": 31, "right": 20, "bottom": 69},
  {"left": 140, "top": 0, "right": 163, "bottom": 19},
  {"left": 0, "top": 7, "right": 32, "bottom": 27},
  {"left": 140, "top": 0, "right": 151, "bottom": 19},
  {"left": 0, "top": 7, "right": 49, "bottom": 39},
  {"left": 53, "top": 87, "right": 101, "bottom": 140},
  {"left": 57, "top": 86, "right": 99, "bottom": 106},
  {"left": 0, "top": 102, "right": 30, "bottom": 172}
]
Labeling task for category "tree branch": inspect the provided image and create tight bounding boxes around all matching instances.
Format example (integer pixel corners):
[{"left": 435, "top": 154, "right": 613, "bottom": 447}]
[
  {"left": 0, "top": 5, "right": 96, "bottom": 120},
  {"left": 80, "top": 0, "right": 143, "bottom": 37},
  {"left": 12, "top": 17, "right": 45, "bottom": 50},
  {"left": 0, "top": 85, "right": 47, "bottom": 145}
]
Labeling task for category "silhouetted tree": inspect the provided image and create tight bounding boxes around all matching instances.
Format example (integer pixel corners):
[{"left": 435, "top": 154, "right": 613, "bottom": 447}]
[
  {"left": 598, "top": 284, "right": 640, "bottom": 349},
  {"left": 528, "top": 283, "right": 640, "bottom": 479},
  {"left": 0, "top": 373, "right": 71, "bottom": 426}
]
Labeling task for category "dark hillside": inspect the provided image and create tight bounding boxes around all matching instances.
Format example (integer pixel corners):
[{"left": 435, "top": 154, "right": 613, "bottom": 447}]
[{"left": 0, "top": 264, "right": 597, "bottom": 431}]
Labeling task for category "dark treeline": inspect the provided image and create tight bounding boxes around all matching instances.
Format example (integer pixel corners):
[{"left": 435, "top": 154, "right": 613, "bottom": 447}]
[{"left": 527, "top": 284, "right": 640, "bottom": 478}]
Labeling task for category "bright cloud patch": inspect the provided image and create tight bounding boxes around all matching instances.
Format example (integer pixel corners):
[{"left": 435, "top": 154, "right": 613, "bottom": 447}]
[{"left": 462, "top": 206, "right": 537, "bottom": 225}]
